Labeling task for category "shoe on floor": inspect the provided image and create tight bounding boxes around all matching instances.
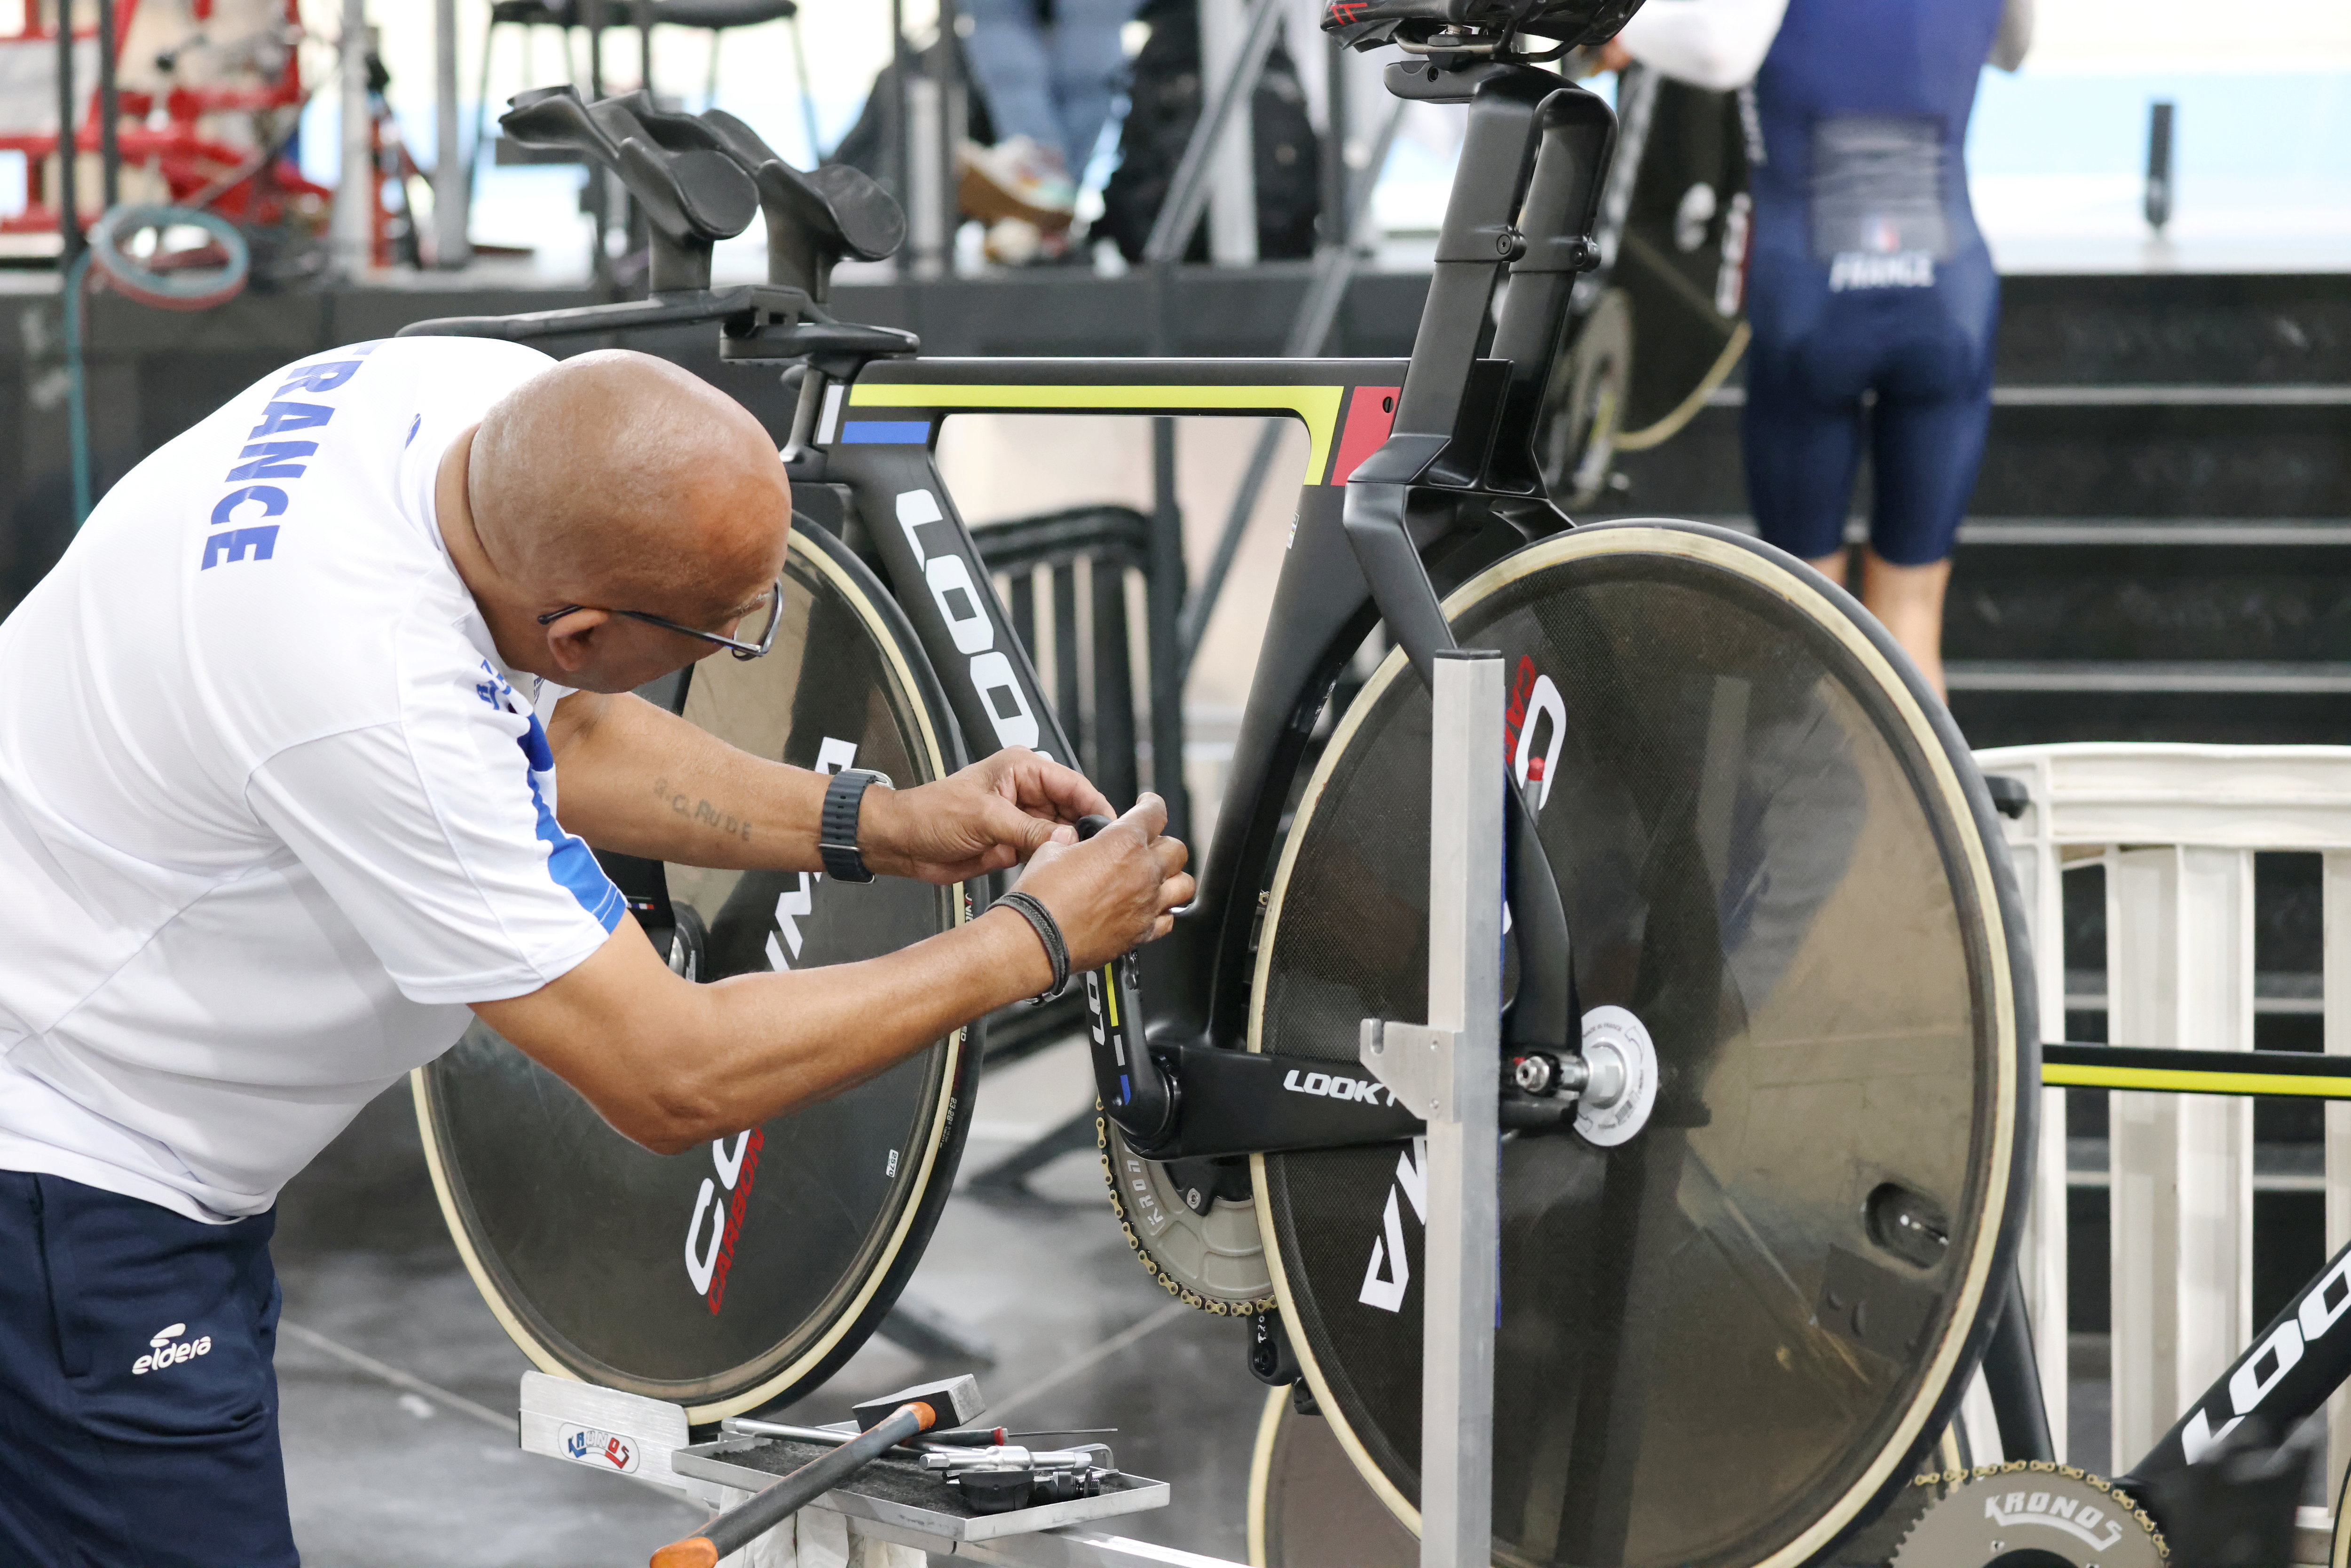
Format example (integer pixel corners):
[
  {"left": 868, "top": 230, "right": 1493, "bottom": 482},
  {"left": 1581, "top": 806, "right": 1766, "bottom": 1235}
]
[
  {"left": 983, "top": 217, "right": 1077, "bottom": 267},
  {"left": 958, "top": 136, "right": 1078, "bottom": 232}
]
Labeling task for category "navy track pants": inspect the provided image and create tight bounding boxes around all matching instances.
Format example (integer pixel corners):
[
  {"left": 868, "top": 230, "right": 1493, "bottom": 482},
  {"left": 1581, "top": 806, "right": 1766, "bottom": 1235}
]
[{"left": 0, "top": 1171, "right": 295, "bottom": 1568}]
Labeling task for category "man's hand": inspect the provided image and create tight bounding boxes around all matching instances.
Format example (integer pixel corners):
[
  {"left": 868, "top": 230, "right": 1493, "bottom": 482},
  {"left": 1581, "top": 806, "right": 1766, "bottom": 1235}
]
[
  {"left": 1004, "top": 793, "right": 1193, "bottom": 967},
  {"left": 860, "top": 749, "right": 1115, "bottom": 884},
  {"left": 473, "top": 787, "right": 1189, "bottom": 1155}
]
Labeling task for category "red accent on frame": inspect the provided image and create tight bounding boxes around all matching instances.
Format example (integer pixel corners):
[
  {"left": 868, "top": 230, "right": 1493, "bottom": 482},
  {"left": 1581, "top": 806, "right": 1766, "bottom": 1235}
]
[{"left": 1328, "top": 385, "right": 1402, "bottom": 484}]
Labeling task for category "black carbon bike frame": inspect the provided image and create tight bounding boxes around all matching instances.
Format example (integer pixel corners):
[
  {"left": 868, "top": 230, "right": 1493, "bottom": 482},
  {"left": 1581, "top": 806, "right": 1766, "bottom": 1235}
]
[
  {"left": 410, "top": 52, "right": 1618, "bottom": 1168},
  {"left": 402, "top": 47, "right": 2351, "bottom": 1531},
  {"left": 828, "top": 59, "right": 1616, "bottom": 1169}
]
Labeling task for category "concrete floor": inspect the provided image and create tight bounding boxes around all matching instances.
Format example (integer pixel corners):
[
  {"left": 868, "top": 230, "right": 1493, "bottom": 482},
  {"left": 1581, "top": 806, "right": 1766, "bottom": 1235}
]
[
  {"left": 269, "top": 1034, "right": 2160, "bottom": 1567},
  {"left": 270, "top": 1036, "right": 1268, "bottom": 1568}
]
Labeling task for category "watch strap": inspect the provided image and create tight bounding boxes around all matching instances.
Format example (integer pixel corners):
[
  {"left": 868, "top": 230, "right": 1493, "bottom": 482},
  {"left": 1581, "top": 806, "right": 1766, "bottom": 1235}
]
[{"left": 818, "top": 768, "right": 888, "bottom": 883}]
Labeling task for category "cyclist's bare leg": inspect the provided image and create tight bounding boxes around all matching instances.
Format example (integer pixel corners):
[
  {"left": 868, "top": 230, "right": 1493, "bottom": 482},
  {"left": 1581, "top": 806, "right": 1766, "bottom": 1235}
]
[
  {"left": 1859, "top": 550, "right": 1952, "bottom": 697},
  {"left": 1803, "top": 547, "right": 1949, "bottom": 695}
]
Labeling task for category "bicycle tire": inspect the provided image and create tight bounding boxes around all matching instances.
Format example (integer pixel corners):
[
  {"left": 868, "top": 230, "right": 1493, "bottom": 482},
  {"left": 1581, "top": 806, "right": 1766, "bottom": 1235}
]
[
  {"left": 1249, "top": 520, "right": 2035, "bottom": 1568},
  {"left": 1244, "top": 1387, "right": 1974, "bottom": 1568},
  {"left": 2334, "top": 1461, "right": 2350, "bottom": 1568},
  {"left": 1249, "top": 1385, "right": 1420, "bottom": 1568},
  {"left": 1536, "top": 287, "right": 1632, "bottom": 510},
  {"left": 413, "top": 521, "right": 974, "bottom": 1421}
]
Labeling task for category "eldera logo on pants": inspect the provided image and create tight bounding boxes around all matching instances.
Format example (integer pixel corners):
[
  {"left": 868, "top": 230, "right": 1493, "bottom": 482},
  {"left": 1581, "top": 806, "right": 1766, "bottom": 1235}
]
[{"left": 133, "top": 1322, "right": 213, "bottom": 1375}]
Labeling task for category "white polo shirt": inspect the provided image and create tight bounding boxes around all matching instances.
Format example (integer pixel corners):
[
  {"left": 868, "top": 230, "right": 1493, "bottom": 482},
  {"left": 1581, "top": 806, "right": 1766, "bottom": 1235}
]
[{"left": 0, "top": 336, "right": 625, "bottom": 1223}]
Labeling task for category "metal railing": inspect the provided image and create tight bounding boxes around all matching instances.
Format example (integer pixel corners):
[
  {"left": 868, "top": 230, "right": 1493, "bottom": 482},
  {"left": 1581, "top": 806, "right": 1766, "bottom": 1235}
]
[{"left": 1978, "top": 741, "right": 2351, "bottom": 1484}]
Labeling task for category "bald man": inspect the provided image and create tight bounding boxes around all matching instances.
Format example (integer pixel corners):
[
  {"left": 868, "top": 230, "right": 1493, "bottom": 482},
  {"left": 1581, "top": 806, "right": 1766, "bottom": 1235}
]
[{"left": 0, "top": 338, "right": 1189, "bottom": 1566}]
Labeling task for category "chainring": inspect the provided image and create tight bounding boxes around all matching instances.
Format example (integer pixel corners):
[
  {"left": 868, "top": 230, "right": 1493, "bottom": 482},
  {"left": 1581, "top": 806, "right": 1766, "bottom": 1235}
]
[
  {"left": 1881, "top": 1464, "right": 2167, "bottom": 1568},
  {"left": 1099, "top": 1111, "right": 1273, "bottom": 1315}
]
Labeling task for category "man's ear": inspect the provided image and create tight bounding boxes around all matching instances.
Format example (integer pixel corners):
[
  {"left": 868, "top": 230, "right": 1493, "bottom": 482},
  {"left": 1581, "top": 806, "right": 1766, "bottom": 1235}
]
[{"left": 544, "top": 609, "right": 608, "bottom": 676}]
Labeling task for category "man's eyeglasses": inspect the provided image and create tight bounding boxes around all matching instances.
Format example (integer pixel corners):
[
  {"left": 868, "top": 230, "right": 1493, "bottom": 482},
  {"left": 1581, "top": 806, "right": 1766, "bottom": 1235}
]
[{"left": 535, "top": 577, "right": 785, "bottom": 662}]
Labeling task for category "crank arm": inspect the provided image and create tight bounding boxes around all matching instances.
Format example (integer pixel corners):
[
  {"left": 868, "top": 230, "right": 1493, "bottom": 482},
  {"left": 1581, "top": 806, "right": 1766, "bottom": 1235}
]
[
  {"left": 1123, "top": 1045, "right": 1422, "bottom": 1159},
  {"left": 1124, "top": 1045, "right": 1579, "bottom": 1160}
]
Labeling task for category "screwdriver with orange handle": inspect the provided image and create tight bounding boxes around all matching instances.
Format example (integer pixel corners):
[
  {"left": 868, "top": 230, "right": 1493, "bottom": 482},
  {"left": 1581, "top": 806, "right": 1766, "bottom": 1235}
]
[{"left": 650, "top": 1376, "right": 983, "bottom": 1568}]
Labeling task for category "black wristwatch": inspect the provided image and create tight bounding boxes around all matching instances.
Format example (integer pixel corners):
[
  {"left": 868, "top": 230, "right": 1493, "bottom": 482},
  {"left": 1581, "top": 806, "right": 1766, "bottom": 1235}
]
[{"left": 818, "top": 768, "right": 891, "bottom": 883}]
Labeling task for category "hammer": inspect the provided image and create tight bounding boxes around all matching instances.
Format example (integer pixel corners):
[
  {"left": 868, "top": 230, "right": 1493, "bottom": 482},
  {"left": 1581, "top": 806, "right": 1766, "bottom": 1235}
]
[{"left": 649, "top": 1376, "right": 985, "bottom": 1568}]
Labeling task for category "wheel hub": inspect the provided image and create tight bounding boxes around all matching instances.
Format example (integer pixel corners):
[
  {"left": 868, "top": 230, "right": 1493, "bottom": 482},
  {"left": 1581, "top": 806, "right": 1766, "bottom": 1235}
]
[{"left": 1573, "top": 1003, "right": 1657, "bottom": 1147}]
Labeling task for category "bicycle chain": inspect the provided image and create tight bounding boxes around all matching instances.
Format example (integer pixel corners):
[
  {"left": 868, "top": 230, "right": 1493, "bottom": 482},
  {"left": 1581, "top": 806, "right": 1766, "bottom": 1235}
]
[
  {"left": 1096, "top": 1111, "right": 1274, "bottom": 1316},
  {"left": 1868, "top": 1460, "right": 2167, "bottom": 1568}
]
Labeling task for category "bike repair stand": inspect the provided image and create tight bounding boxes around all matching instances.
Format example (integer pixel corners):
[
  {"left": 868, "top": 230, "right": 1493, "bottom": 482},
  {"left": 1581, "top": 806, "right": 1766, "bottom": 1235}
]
[
  {"left": 505, "top": 656, "right": 1507, "bottom": 1568},
  {"left": 1362, "top": 649, "right": 1506, "bottom": 1568}
]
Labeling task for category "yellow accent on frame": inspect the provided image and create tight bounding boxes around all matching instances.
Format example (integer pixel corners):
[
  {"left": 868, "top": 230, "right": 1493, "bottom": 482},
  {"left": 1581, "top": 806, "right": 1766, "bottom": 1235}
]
[
  {"left": 2041, "top": 1063, "right": 2351, "bottom": 1100},
  {"left": 848, "top": 383, "right": 1347, "bottom": 483},
  {"left": 1106, "top": 967, "right": 1121, "bottom": 1028}
]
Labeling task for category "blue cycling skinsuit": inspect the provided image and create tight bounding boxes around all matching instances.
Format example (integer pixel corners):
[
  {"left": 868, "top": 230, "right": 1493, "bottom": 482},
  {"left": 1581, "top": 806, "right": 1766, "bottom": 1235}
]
[{"left": 1741, "top": 0, "right": 2007, "bottom": 565}]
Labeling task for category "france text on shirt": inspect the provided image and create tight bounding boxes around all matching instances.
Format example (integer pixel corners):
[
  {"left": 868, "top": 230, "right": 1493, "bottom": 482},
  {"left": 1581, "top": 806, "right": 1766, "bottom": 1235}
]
[{"left": 198, "top": 343, "right": 382, "bottom": 573}]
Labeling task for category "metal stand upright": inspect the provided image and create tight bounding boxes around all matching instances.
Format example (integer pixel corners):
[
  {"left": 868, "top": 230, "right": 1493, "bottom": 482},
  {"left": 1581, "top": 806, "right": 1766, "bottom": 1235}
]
[
  {"left": 1363, "top": 649, "right": 1504, "bottom": 1568},
  {"left": 498, "top": 671, "right": 1508, "bottom": 1568}
]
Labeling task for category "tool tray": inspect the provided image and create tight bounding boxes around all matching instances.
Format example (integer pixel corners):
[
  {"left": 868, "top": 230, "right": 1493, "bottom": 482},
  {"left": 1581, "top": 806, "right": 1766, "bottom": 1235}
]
[{"left": 671, "top": 1435, "right": 1171, "bottom": 1542}]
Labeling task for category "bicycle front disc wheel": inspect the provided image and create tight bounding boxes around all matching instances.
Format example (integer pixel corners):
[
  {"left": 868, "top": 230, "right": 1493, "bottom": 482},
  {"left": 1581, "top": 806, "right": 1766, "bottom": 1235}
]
[
  {"left": 413, "top": 522, "right": 972, "bottom": 1421},
  {"left": 1250, "top": 520, "right": 2035, "bottom": 1568}
]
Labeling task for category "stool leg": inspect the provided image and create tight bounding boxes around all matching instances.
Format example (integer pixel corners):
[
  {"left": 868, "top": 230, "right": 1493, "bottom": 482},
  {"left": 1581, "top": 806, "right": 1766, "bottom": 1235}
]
[{"left": 792, "top": 14, "right": 824, "bottom": 162}]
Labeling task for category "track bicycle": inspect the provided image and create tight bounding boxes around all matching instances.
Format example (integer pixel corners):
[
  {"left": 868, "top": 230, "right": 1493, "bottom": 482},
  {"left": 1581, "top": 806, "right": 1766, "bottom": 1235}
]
[
  {"left": 1254, "top": 1026, "right": 2351, "bottom": 1566},
  {"left": 399, "top": 6, "right": 2039, "bottom": 1564}
]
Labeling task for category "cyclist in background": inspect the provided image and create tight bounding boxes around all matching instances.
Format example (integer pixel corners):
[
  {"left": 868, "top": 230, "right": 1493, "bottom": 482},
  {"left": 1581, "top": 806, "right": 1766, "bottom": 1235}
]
[
  {"left": 1602, "top": 0, "right": 2032, "bottom": 697},
  {"left": 959, "top": 0, "right": 1146, "bottom": 264}
]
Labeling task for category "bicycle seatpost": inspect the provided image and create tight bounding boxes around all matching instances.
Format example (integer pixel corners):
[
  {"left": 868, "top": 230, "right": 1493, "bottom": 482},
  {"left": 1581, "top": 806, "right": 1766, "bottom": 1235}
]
[
  {"left": 1486, "top": 85, "right": 1616, "bottom": 500},
  {"left": 1340, "top": 56, "right": 1582, "bottom": 1059}
]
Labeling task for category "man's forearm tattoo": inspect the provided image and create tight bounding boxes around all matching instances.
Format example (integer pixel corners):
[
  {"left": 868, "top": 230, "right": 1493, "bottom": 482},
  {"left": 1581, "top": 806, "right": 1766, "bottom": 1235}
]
[{"left": 653, "top": 776, "right": 753, "bottom": 843}]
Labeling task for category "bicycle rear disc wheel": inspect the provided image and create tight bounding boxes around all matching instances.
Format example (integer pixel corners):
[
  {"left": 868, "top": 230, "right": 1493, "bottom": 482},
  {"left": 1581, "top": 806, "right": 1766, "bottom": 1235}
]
[
  {"left": 414, "top": 522, "right": 972, "bottom": 1421},
  {"left": 1250, "top": 1387, "right": 1419, "bottom": 1568},
  {"left": 1250, "top": 520, "right": 2034, "bottom": 1568}
]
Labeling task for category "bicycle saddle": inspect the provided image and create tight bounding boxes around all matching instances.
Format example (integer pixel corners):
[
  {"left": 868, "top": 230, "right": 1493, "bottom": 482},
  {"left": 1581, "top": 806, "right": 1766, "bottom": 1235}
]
[
  {"left": 502, "top": 85, "right": 757, "bottom": 289},
  {"left": 1324, "top": 0, "right": 1646, "bottom": 47},
  {"left": 695, "top": 107, "right": 906, "bottom": 303}
]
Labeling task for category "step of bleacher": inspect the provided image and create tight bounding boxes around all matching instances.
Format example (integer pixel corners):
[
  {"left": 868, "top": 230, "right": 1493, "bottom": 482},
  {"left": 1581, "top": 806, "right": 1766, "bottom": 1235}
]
[
  {"left": 1606, "top": 387, "right": 2351, "bottom": 519},
  {"left": 1945, "top": 510, "right": 2351, "bottom": 744},
  {"left": 1586, "top": 513, "right": 2351, "bottom": 746},
  {"left": 1944, "top": 520, "right": 2351, "bottom": 662},
  {"left": 1989, "top": 273, "right": 2351, "bottom": 386}
]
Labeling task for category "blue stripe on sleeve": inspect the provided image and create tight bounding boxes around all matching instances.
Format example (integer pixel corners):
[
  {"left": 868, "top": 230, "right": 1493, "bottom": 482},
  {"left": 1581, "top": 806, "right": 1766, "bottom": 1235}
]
[
  {"left": 527, "top": 774, "right": 626, "bottom": 933},
  {"left": 511, "top": 711, "right": 623, "bottom": 933}
]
